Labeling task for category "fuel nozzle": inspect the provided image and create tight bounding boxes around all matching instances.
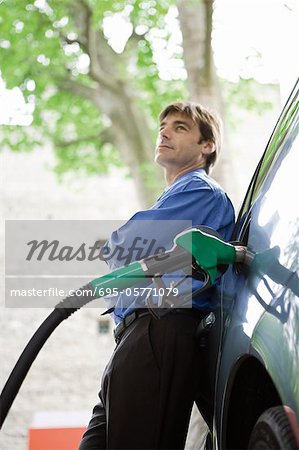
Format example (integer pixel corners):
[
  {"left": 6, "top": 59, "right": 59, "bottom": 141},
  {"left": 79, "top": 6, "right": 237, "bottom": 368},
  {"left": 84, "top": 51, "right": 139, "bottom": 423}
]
[
  {"left": 174, "top": 227, "right": 241, "bottom": 284},
  {"left": 234, "top": 245, "right": 255, "bottom": 266}
]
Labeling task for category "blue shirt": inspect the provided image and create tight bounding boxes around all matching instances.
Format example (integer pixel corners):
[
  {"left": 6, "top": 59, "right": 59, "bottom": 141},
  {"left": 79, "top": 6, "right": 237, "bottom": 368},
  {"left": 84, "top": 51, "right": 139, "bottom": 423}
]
[{"left": 104, "top": 168, "right": 235, "bottom": 324}]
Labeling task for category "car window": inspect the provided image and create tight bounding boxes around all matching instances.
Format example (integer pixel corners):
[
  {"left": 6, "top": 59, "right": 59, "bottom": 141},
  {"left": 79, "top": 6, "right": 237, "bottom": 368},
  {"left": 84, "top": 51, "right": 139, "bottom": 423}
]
[
  {"left": 232, "top": 79, "right": 299, "bottom": 243},
  {"left": 248, "top": 123, "right": 299, "bottom": 302}
]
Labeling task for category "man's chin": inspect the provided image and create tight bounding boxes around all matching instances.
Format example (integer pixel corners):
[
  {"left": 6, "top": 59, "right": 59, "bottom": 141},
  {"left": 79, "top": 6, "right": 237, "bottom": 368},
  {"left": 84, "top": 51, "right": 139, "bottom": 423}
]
[
  {"left": 154, "top": 153, "right": 164, "bottom": 164},
  {"left": 155, "top": 154, "right": 173, "bottom": 168}
]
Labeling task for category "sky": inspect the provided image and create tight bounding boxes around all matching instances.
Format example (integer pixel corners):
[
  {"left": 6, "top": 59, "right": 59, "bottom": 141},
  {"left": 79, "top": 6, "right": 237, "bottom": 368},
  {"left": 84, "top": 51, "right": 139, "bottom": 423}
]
[
  {"left": 0, "top": 0, "right": 298, "bottom": 125},
  {"left": 213, "top": 0, "right": 298, "bottom": 98}
]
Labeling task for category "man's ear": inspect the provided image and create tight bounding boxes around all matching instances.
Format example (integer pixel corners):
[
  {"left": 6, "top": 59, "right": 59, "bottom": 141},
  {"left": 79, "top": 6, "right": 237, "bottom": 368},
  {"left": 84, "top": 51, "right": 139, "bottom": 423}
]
[{"left": 201, "top": 140, "right": 215, "bottom": 155}]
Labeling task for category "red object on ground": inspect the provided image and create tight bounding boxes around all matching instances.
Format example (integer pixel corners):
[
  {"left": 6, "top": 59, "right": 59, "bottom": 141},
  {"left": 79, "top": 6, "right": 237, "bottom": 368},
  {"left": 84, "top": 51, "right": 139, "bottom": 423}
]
[
  {"left": 28, "top": 427, "right": 85, "bottom": 450},
  {"left": 28, "top": 410, "right": 89, "bottom": 450}
]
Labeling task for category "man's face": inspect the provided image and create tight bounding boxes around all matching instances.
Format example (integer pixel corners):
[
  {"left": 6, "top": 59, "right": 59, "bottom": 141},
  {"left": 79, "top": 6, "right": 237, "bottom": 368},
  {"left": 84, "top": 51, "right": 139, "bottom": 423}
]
[{"left": 154, "top": 112, "right": 210, "bottom": 169}]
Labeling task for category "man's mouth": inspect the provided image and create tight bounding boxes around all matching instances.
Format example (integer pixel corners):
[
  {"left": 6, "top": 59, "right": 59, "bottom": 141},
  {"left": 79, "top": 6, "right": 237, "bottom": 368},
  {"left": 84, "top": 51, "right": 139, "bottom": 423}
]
[{"left": 158, "top": 144, "right": 173, "bottom": 150}]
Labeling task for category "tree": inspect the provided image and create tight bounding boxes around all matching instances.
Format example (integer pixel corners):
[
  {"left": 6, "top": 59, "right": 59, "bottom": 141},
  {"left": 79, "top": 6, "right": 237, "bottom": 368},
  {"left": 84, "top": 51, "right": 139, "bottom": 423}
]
[{"left": 0, "top": 0, "right": 276, "bottom": 205}]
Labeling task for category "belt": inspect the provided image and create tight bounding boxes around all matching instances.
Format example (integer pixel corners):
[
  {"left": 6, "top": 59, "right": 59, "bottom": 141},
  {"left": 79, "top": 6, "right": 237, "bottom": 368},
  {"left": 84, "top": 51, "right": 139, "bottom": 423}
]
[
  {"left": 113, "top": 307, "right": 205, "bottom": 343},
  {"left": 113, "top": 309, "right": 151, "bottom": 343}
]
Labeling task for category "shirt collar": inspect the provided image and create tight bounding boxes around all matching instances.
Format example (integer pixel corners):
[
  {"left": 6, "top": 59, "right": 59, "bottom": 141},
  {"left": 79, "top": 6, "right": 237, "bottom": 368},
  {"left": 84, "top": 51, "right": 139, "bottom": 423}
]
[
  {"left": 158, "top": 168, "right": 205, "bottom": 200},
  {"left": 170, "top": 167, "right": 206, "bottom": 186}
]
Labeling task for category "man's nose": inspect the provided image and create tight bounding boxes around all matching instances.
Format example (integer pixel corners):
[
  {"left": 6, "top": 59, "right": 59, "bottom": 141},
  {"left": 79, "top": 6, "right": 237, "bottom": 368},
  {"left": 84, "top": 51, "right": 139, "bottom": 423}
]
[{"left": 160, "top": 126, "right": 170, "bottom": 140}]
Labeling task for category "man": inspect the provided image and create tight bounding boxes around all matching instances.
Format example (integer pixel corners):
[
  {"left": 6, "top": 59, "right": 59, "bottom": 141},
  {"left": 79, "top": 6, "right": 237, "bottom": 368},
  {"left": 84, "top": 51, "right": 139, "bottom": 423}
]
[{"left": 79, "top": 102, "right": 235, "bottom": 449}]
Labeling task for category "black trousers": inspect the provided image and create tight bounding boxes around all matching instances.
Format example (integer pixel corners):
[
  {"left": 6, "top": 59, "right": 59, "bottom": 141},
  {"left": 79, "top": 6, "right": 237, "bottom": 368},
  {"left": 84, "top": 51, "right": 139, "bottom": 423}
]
[{"left": 78, "top": 310, "right": 212, "bottom": 450}]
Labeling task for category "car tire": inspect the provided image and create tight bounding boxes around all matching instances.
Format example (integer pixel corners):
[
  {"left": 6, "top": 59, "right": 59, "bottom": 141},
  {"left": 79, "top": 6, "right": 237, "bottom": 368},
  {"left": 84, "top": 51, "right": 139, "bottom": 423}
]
[{"left": 248, "top": 406, "right": 297, "bottom": 449}]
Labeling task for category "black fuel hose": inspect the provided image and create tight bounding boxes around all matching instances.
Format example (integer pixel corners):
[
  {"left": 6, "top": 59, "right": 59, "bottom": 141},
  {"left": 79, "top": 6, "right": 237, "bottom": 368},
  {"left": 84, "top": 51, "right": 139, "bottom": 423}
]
[{"left": 0, "top": 283, "right": 97, "bottom": 429}]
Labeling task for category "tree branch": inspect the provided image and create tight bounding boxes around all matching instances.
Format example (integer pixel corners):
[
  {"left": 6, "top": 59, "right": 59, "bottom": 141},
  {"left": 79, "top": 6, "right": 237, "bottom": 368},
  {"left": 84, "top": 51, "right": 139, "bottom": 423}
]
[
  {"left": 59, "top": 31, "right": 88, "bottom": 54},
  {"left": 59, "top": 77, "right": 99, "bottom": 105},
  {"left": 55, "top": 133, "right": 101, "bottom": 148},
  {"left": 72, "top": 0, "right": 121, "bottom": 94}
]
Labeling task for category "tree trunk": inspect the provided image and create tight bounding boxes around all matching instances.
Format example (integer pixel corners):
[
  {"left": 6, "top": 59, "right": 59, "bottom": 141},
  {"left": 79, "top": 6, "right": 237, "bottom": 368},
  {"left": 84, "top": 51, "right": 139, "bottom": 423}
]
[
  {"left": 94, "top": 83, "right": 164, "bottom": 207},
  {"left": 177, "top": 0, "right": 234, "bottom": 192}
]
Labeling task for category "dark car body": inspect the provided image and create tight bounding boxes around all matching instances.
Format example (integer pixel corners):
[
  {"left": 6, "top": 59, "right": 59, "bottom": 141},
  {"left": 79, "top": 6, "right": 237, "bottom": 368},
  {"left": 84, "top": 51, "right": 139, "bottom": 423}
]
[{"left": 208, "top": 79, "right": 299, "bottom": 449}]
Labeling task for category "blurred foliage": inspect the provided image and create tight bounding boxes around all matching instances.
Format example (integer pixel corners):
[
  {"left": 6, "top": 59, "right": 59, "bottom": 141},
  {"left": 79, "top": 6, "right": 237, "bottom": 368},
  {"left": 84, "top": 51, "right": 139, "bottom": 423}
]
[
  {"left": 0, "top": 0, "right": 187, "bottom": 178},
  {"left": 222, "top": 77, "right": 278, "bottom": 131},
  {"left": 0, "top": 0, "right": 276, "bottom": 180}
]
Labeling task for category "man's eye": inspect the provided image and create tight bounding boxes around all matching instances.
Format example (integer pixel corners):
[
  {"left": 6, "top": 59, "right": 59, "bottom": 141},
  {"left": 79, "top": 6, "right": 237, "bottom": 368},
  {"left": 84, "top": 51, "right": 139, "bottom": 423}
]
[{"left": 176, "top": 125, "right": 186, "bottom": 131}]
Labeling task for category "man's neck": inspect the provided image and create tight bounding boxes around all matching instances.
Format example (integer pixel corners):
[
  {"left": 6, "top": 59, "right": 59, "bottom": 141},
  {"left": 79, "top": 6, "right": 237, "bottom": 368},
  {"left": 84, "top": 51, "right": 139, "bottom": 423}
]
[{"left": 165, "top": 164, "right": 206, "bottom": 185}]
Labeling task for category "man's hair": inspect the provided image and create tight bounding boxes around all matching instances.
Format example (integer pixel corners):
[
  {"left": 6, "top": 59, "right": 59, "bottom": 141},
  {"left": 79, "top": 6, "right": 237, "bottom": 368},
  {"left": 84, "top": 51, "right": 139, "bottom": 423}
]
[{"left": 159, "top": 102, "right": 222, "bottom": 173}]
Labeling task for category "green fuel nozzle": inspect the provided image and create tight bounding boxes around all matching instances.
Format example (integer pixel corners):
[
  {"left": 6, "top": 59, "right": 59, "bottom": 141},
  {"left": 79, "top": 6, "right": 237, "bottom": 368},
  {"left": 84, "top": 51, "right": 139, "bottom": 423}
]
[
  {"left": 88, "top": 227, "right": 249, "bottom": 299},
  {"left": 174, "top": 228, "right": 237, "bottom": 284},
  {"left": 174, "top": 227, "right": 252, "bottom": 283}
]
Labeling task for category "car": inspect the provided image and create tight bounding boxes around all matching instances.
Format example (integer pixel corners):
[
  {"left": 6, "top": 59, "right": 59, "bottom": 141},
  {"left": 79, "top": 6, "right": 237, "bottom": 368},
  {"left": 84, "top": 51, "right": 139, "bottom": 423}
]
[{"left": 204, "top": 78, "right": 299, "bottom": 449}]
